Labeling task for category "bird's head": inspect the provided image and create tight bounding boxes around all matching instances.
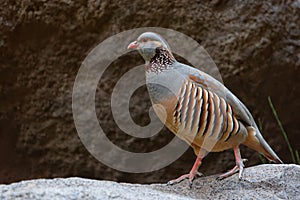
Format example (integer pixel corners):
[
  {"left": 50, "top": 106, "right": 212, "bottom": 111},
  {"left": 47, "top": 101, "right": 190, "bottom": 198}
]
[{"left": 127, "top": 32, "right": 172, "bottom": 62}]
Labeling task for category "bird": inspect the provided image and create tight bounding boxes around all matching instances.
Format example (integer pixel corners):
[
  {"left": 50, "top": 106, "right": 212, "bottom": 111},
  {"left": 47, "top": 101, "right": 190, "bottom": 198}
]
[{"left": 127, "top": 32, "right": 283, "bottom": 188}]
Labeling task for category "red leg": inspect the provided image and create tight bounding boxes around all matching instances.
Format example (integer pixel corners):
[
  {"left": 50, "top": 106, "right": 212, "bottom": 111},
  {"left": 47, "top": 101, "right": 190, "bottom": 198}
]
[
  {"left": 217, "top": 146, "right": 247, "bottom": 180},
  {"left": 167, "top": 149, "right": 206, "bottom": 188}
]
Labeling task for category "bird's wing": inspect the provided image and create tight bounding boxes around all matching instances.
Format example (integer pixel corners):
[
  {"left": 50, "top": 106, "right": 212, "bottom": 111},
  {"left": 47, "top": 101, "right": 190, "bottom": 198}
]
[
  {"left": 174, "top": 63, "right": 282, "bottom": 163},
  {"left": 179, "top": 64, "right": 256, "bottom": 128},
  {"left": 172, "top": 63, "right": 282, "bottom": 163}
]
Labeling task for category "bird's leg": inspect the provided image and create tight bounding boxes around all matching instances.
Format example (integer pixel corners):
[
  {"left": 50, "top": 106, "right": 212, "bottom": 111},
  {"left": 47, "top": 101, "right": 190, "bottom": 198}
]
[
  {"left": 167, "top": 156, "right": 203, "bottom": 188},
  {"left": 217, "top": 146, "right": 247, "bottom": 180}
]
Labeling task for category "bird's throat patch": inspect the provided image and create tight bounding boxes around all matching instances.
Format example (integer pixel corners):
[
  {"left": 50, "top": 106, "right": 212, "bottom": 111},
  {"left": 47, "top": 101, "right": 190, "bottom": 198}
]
[{"left": 146, "top": 47, "right": 175, "bottom": 73}]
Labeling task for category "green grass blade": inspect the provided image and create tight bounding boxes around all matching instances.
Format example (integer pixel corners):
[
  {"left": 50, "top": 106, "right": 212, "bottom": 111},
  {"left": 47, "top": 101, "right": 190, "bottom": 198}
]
[
  {"left": 295, "top": 150, "right": 300, "bottom": 165},
  {"left": 268, "top": 96, "right": 295, "bottom": 163}
]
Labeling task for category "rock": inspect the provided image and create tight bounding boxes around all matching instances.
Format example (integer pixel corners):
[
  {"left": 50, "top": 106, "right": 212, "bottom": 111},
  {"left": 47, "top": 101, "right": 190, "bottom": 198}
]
[
  {"left": 0, "top": 164, "right": 299, "bottom": 200},
  {"left": 0, "top": 179, "right": 188, "bottom": 200}
]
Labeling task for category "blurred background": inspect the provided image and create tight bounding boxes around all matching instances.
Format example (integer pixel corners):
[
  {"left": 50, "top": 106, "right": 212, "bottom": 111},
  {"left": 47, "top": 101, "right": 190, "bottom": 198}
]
[{"left": 0, "top": 0, "right": 299, "bottom": 184}]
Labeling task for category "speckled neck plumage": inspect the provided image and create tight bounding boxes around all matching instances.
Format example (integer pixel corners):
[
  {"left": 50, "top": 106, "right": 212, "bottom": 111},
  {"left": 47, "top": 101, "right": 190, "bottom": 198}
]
[{"left": 146, "top": 47, "right": 175, "bottom": 73}]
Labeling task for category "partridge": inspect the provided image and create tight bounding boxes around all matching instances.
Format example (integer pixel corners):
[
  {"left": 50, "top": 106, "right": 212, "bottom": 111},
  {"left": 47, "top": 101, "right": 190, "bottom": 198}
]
[{"left": 127, "top": 32, "right": 282, "bottom": 187}]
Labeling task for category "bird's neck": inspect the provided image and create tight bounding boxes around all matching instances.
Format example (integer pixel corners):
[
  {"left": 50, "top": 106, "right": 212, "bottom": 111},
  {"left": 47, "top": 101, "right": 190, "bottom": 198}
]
[{"left": 145, "top": 47, "right": 175, "bottom": 73}]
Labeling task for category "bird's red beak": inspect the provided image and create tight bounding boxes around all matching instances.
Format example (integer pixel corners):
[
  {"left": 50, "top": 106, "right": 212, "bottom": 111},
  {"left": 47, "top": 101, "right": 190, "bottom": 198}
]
[{"left": 127, "top": 41, "right": 139, "bottom": 50}]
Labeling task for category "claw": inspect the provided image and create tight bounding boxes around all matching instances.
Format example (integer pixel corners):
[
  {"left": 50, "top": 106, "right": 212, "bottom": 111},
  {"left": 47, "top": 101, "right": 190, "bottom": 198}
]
[
  {"left": 195, "top": 171, "right": 204, "bottom": 177},
  {"left": 217, "top": 146, "right": 247, "bottom": 180},
  {"left": 189, "top": 181, "right": 193, "bottom": 189},
  {"left": 166, "top": 153, "right": 205, "bottom": 188},
  {"left": 166, "top": 170, "right": 203, "bottom": 188}
]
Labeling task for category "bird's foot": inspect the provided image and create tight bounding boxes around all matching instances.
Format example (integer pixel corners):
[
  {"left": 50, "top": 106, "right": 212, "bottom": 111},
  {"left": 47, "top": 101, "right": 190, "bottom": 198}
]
[
  {"left": 167, "top": 171, "right": 203, "bottom": 188},
  {"left": 217, "top": 158, "right": 247, "bottom": 180}
]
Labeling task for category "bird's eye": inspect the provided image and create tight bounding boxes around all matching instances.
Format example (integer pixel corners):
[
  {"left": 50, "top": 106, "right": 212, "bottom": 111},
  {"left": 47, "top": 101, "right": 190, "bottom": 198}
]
[{"left": 141, "top": 38, "right": 149, "bottom": 43}]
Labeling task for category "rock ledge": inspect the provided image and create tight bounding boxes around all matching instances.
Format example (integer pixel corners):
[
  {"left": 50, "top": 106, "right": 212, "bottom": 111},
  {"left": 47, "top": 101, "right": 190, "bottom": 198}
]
[{"left": 0, "top": 164, "right": 299, "bottom": 200}]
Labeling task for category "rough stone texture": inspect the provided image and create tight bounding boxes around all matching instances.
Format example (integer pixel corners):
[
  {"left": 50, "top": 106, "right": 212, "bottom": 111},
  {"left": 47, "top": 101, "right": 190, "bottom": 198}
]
[
  {"left": 0, "top": 0, "right": 299, "bottom": 184},
  {"left": 0, "top": 179, "right": 189, "bottom": 200},
  {"left": 0, "top": 164, "right": 299, "bottom": 200}
]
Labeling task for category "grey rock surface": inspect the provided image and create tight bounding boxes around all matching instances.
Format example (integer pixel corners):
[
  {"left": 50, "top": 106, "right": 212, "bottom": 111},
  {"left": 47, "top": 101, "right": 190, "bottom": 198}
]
[{"left": 0, "top": 164, "right": 299, "bottom": 200}]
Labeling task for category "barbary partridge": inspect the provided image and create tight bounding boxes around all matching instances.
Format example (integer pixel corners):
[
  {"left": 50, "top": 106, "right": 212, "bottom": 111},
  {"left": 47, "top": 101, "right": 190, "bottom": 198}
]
[{"left": 127, "top": 32, "right": 282, "bottom": 187}]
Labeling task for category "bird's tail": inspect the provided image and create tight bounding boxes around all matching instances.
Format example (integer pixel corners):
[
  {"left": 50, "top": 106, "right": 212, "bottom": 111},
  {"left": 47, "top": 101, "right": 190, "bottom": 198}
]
[{"left": 242, "top": 126, "right": 283, "bottom": 163}]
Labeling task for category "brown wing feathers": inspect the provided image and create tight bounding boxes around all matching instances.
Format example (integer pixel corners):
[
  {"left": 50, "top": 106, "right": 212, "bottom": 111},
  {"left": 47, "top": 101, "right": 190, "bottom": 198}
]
[
  {"left": 172, "top": 80, "right": 244, "bottom": 149},
  {"left": 171, "top": 77, "right": 282, "bottom": 163}
]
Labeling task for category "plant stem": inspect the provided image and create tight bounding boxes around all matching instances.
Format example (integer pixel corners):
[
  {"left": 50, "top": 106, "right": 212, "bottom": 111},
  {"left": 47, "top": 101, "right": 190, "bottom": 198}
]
[
  {"left": 295, "top": 150, "right": 300, "bottom": 164},
  {"left": 268, "top": 96, "right": 295, "bottom": 163}
]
